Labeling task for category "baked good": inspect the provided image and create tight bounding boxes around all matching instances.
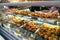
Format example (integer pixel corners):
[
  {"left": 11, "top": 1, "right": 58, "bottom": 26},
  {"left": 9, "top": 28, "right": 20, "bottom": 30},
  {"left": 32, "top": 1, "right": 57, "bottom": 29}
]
[{"left": 38, "top": 23, "right": 60, "bottom": 40}]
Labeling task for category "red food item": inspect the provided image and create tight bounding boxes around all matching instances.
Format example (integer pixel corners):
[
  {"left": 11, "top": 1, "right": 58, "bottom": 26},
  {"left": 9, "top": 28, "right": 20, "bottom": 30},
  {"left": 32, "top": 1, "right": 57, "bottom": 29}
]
[
  {"left": 19, "top": 11, "right": 28, "bottom": 15},
  {"left": 6, "top": 8, "right": 18, "bottom": 13},
  {"left": 22, "top": 21, "right": 38, "bottom": 32},
  {"left": 31, "top": 12, "right": 37, "bottom": 16}
]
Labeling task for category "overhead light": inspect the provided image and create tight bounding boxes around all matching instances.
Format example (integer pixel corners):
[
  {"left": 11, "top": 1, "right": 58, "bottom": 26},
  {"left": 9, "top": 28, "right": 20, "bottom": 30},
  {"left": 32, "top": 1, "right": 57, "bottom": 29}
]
[
  {"left": 25, "top": 0, "right": 28, "bottom": 2},
  {"left": 8, "top": 0, "right": 19, "bottom": 3},
  {"left": 4, "top": 6, "right": 8, "bottom": 8}
]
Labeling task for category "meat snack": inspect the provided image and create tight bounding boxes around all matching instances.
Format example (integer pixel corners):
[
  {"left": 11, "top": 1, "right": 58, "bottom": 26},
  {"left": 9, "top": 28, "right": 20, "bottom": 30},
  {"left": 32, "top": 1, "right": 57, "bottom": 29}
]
[
  {"left": 30, "top": 11, "right": 58, "bottom": 18},
  {"left": 15, "top": 10, "right": 31, "bottom": 15},
  {"left": 5, "top": 8, "right": 18, "bottom": 13},
  {"left": 19, "top": 10, "right": 29, "bottom": 15},
  {"left": 22, "top": 21, "right": 38, "bottom": 33}
]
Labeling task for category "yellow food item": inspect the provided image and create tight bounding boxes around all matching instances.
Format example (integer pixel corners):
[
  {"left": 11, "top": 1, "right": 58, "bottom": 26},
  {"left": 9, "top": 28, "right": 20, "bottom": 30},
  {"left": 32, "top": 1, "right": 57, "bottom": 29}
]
[
  {"left": 44, "top": 34, "right": 48, "bottom": 38},
  {"left": 8, "top": 16, "right": 26, "bottom": 27},
  {"left": 48, "top": 36, "right": 53, "bottom": 40},
  {"left": 38, "top": 23, "right": 60, "bottom": 40}
]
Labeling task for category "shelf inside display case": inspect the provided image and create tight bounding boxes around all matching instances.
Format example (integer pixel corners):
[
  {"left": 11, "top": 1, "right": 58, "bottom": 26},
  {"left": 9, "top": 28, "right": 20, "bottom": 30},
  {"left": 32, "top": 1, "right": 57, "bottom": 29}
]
[{"left": 0, "top": 1, "right": 60, "bottom": 7}]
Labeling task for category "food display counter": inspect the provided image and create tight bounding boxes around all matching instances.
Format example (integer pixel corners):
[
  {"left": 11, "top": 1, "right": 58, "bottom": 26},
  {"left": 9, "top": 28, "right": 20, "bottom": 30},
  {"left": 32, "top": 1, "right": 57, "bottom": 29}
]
[{"left": 0, "top": 1, "right": 60, "bottom": 40}]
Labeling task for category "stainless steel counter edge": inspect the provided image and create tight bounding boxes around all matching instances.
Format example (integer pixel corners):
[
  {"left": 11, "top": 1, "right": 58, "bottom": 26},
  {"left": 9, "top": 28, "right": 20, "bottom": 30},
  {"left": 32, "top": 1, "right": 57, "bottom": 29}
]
[
  {"left": 0, "top": 26, "right": 23, "bottom": 40},
  {"left": 0, "top": 1, "right": 60, "bottom": 6}
]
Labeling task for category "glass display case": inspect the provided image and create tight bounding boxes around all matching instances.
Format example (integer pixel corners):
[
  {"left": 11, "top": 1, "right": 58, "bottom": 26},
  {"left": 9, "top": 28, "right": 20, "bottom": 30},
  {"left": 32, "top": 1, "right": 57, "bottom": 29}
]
[{"left": 0, "top": 1, "right": 60, "bottom": 40}]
